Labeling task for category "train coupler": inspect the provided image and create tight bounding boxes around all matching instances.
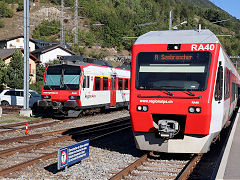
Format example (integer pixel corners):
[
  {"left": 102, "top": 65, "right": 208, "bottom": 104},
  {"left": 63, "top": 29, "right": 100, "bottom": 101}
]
[{"left": 158, "top": 120, "right": 179, "bottom": 139}]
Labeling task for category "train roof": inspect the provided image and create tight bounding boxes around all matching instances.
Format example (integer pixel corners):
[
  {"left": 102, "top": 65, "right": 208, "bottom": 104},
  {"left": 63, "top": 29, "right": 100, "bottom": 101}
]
[{"left": 134, "top": 29, "right": 220, "bottom": 45}]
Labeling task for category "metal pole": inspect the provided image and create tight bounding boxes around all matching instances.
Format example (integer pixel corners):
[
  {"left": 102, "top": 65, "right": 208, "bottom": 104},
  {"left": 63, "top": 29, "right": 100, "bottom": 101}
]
[
  {"left": 169, "top": 10, "right": 172, "bottom": 30},
  {"left": 61, "top": 0, "right": 65, "bottom": 45},
  {"left": 24, "top": 0, "right": 29, "bottom": 109},
  {"left": 74, "top": 0, "right": 78, "bottom": 44}
]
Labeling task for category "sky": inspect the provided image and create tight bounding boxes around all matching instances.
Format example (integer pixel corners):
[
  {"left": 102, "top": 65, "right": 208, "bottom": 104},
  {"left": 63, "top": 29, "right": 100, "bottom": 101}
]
[{"left": 210, "top": 0, "right": 240, "bottom": 19}]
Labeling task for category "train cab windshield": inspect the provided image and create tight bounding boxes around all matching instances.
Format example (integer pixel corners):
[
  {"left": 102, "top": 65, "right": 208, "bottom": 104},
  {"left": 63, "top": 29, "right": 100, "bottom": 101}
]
[
  {"left": 136, "top": 52, "right": 211, "bottom": 91},
  {"left": 44, "top": 65, "right": 81, "bottom": 90}
]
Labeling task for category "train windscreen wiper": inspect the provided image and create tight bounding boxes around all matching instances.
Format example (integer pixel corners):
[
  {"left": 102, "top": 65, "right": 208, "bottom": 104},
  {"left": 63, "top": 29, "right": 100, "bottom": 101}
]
[
  {"left": 184, "top": 90, "right": 195, "bottom": 96},
  {"left": 44, "top": 85, "right": 53, "bottom": 90},
  {"left": 137, "top": 94, "right": 201, "bottom": 99},
  {"left": 162, "top": 90, "right": 173, "bottom": 96}
]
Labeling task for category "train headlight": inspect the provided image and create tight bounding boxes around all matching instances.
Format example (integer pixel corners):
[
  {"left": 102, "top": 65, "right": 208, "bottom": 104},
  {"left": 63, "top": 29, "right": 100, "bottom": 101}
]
[
  {"left": 188, "top": 106, "right": 201, "bottom": 113},
  {"left": 69, "top": 95, "right": 80, "bottom": 100},
  {"left": 195, "top": 107, "right": 201, "bottom": 113},
  {"left": 42, "top": 95, "right": 51, "bottom": 99},
  {"left": 142, "top": 105, "right": 148, "bottom": 112},
  {"left": 137, "top": 105, "right": 143, "bottom": 111},
  {"left": 137, "top": 105, "right": 148, "bottom": 112}
]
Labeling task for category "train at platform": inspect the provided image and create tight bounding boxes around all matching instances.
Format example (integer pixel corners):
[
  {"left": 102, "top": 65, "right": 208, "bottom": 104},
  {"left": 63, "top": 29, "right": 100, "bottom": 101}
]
[
  {"left": 130, "top": 29, "right": 240, "bottom": 153},
  {"left": 37, "top": 59, "right": 130, "bottom": 117}
]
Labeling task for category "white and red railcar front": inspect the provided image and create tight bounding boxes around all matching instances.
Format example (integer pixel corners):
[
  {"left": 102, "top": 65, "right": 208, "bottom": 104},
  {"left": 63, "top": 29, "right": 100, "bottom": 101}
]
[
  {"left": 130, "top": 29, "right": 239, "bottom": 153},
  {"left": 38, "top": 63, "right": 130, "bottom": 117}
]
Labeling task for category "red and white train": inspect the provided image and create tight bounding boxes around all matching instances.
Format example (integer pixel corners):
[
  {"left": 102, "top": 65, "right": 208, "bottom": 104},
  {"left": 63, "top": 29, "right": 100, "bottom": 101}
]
[
  {"left": 38, "top": 60, "right": 130, "bottom": 117},
  {"left": 130, "top": 29, "right": 240, "bottom": 153}
]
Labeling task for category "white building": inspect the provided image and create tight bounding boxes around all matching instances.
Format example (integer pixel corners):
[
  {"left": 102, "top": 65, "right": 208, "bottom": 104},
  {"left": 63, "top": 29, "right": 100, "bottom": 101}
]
[
  {"left": 31, "top": 45, "right": 76, "bottom": 64},
  {"left": 0, "top": 36, "right": 36, "bottom": 52}
]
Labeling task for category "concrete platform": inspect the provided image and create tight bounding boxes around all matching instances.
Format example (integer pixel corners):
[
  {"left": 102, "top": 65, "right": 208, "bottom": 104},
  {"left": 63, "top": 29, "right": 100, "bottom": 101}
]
[
  {"left": 19, "top": 109, "right": 32, "bottom": 117},
  {"left": 216, "top": 109, "right": 240, "bottom": 179}
]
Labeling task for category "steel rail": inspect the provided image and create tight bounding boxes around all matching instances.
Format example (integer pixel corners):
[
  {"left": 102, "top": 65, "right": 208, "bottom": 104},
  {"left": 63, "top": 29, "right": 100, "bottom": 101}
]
[
  {"left": 0, "top": 106, "right": 22, "bottom": 114},
  {"left": 0, "top": 118, "right": 52, "bottom": 130},
  {"left": 110, "top": 152, "right": 202, "bottom": 180},
  {"left": 0, "top": 121, "right": 131, "bottom": 176},
  {"left": 0, "top": 118, "right": 130, "bottom": 158},
  {"left": 0, "top": 117, "right": 78, "bottom": 135},
  {"left": 0, "top": 109, "right": 127, "bottom": 135},
  {"left": 110, "top": 153, "right": 148, "bottom": 180},
  {"left": 0, "top": 117, "right": 130, "bottom": 145},
  {"left": 177, "top": 154, "right": 203, "bottom": 180}
]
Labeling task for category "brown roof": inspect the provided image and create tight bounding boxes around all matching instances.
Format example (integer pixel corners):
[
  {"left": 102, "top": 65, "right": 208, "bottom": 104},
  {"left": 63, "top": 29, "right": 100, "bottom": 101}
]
[
  {"left": 0, "top": 48, "right": 40, "bottom": 63},
  {"left": 0, "top": 35, "right": 36, "bottom": 43}
]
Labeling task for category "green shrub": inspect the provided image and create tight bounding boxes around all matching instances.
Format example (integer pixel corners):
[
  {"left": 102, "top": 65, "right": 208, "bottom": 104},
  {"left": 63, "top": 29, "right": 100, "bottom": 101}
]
[
  {"left": 30, "top": 81, "right": 43, "bottom": 94},
  {"left": 0, "top": 2, "right": 14, "bottom": 18},
  {"left": 0, "top": 21, "right": 4, "bottom": 28},
  {"left": 33, "top": 20, "right": 61, "bottom": 39}
]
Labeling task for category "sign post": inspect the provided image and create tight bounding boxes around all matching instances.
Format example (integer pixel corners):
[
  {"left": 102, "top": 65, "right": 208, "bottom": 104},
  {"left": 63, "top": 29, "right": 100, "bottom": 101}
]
[{"left": 58, "top": 139, "right": 89, "bottom": 171}]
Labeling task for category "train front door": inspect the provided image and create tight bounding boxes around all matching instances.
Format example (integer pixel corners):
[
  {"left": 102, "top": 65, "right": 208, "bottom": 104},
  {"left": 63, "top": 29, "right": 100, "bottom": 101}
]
[{"left": 110, "top": 78, "right": 116, "bottom": 107}]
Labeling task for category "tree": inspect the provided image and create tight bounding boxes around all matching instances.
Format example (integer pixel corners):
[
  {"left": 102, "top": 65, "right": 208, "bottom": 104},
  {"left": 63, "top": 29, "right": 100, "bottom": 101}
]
[
  {"left": 0, "top": 58, "right": 6, "bottom": 91},
  {"left": 4, "top": 50, "right": 24, "bottom": 89}
]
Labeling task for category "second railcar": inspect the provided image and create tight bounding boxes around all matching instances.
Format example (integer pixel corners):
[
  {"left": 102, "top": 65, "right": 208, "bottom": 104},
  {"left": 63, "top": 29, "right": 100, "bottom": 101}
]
[{"left": 38, "top": 63, "right": 130, "bottom": 117}]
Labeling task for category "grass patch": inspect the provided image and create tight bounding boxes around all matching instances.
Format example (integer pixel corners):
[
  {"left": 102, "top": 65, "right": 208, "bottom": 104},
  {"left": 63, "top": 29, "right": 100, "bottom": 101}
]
[
  {"left": 16, "top": 114, "right": 42, "bottom": 121},
  {"left": 0, "top": 119, "right": 17, "bottom": 124},
  {"left": 0, "top": 113, "right": 42, "bottom": 123}
]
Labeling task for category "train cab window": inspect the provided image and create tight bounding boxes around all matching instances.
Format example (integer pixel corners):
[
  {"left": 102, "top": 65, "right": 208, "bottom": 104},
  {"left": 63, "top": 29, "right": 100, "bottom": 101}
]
[
  {"left": 94, "top": 77, "right": 101, "bottom": 90},
  {"left": 136, "top": 52, "right": 211, "bottom": 91},
  {"left": 214, "top": 64, "right": 223, "bottom": 101},
  {"left": 124, "top": 79, "right": 129, "bottom": 90},
  {"left": 118, "top": 78, "right": 123, "bottom": 90},
  {"left": 83, "top": 76, "right": 90, "bottom": 88},
  {"left": 103, "top": 77, "right": 108, "bottom": 90}
]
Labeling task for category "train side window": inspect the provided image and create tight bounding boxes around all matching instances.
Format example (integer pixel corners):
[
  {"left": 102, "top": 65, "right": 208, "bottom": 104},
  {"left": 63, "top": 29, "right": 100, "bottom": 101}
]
[
  {"left": 232, "top": 82, "right": 236, "bottom": 102},
  {"left": 225, "top": 69, "right": 230, "bottom": 99},
  {"left": 214, "top": 64, "right": 223, "bottom": 101},
  {"left": 124, "top": 79, "right": 129, "bottom": 90},
  {"left": 87, "top": 76, "right": 89, "bottom": 88},
  {"left": 228, "top": 71, "right": 231, "bottom": 98},
  {"left": 118, "top": 78, "right": 123, "bottom": 90},
  {"left": 83, "top": 76, "right": 89, "bottom": 88},
  {"left": 103, "top": 77, "right": 108, "bottom": 90},
  {"left": 94, "top": 77, "right": 101, "bottom": 91},
  {"left": 224, "top": 69, "right": 227, "bottom": 98},
  {"left": 83, "top": 76, "right": 86, "bottom": 88}
]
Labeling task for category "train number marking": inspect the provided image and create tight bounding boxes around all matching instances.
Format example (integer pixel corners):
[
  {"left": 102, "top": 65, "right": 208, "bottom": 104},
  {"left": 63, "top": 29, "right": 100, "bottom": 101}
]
[
  {"left": 191, "top": 44, "right": 215, "bottom": 51},
  {"left": 192, "top": 101, "right": 199, "bottom": 104}
]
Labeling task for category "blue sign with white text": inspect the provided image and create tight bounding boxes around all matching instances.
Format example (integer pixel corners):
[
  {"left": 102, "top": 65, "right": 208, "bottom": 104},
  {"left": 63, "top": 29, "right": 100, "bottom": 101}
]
[{"left": 58, "top": 139, "right": 89, "bottom": 170}]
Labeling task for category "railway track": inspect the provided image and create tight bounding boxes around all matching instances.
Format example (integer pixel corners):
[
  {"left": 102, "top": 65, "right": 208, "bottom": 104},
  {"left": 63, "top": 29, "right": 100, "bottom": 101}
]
[
  {"left": 110, "top": 152, "right": 202, "bottom": 180},
  {"left": 0, "top": 117, "right": 75, "bottom": 135},
  {"left": 0, "top": 108, "right": 128, "bottom": 136},
  {"left": 0, "top": 117, "right": 131, "bottom": 177},
  {"left": 0, "top": 105, "right": 22, "bottom": 114}
]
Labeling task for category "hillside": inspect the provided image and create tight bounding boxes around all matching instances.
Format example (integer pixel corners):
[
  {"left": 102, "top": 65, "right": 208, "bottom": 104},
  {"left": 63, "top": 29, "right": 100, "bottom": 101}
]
[
  {"left": 0, "top": 0, "right": 240, "bottom": 59},
  {"left": 179, "top": 0, "right": 217, "bottom": 9}
]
